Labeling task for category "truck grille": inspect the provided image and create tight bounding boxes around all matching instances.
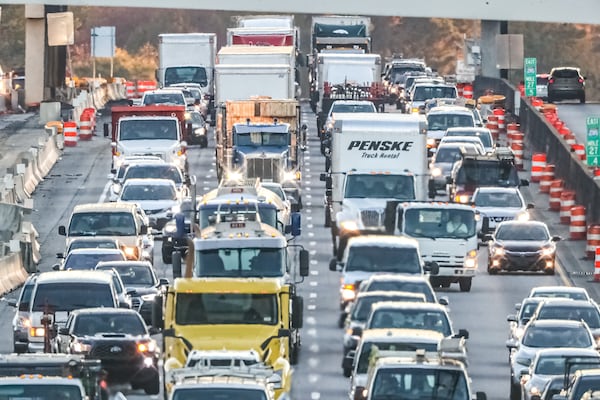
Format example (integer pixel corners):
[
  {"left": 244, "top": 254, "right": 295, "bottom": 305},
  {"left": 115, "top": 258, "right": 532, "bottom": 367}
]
[
  {"left": 247, "top": 157, "right": 281, "bottom": 182},
  {"left": 131, "top": 297, "right": 141, "bottom": 311},
  {"left": 131, "top": 151, "right": 166, "bottom": 160},
  {"left": 90, "top": 341, "right": 137, "bottom": 359},
  {"left": 360, "top": 209, "right": 383, "bottom": 229}
]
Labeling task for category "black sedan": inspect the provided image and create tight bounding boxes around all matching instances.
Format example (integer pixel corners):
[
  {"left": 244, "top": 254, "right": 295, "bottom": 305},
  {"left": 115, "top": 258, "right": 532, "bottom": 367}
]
[{"left": 484, "top": 221, "right": 561, "bottom": 275}]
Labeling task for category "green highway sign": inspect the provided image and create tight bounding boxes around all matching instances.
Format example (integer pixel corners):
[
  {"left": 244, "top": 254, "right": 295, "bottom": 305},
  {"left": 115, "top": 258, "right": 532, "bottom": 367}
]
[
  {"left": 586, "top": 116, "right": 600, "bottom": 166},
  {"left": 524, "top": 57, "right": 537, "bottom": 97}
]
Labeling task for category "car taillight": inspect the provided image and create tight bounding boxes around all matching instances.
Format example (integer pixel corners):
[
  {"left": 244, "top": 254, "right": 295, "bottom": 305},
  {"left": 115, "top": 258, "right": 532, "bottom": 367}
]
[
  {"left": 548, "top": 78, "right": 554, "bottom": 84},
  {"left": 578, "top": 78, "right": 584, "bottom": 83}
]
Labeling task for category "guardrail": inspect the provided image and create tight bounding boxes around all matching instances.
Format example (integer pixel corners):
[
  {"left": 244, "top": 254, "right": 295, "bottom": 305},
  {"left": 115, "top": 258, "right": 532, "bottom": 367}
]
[{"left": 474, "top": 76, "right": 600, "bottom": 223}]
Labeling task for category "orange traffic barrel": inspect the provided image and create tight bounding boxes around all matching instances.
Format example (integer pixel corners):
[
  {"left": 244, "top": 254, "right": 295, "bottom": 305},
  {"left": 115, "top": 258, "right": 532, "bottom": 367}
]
[
  {"left": 595, "top": 248, "right": 600, "bottom": 282},
  {"left": 63, "top": 121, "right": 78, "bottom": 147},
  {"left": 558, "top": 126, "right": 571, "bottom": 137},
  {"left": 564, "top": 133, "right": 577, "bottom": 147},
  {"left": 463, "top": 84, "right": 473, "bottom": 99},
  {"left": 456, "top": 82, "right": 465, "bottom": 98},
  {"left": 493, "top": 108, "right": 506, "bottom": 132},
  {"left": 510, "top": 132, "right": 524, "bottom": 170},
  {"left": 506, "top": 123, "right": 520, "bottom": 148},
  {"left": 539, "top": 164, "right": 555, "bottom": 193},
  {"left": 548, "top": 179, "right": 564, "bottom": 211},
  {"left": 572, "top": 144, "right": 586, "bottom": 161},
  {"left": 587, "top": 225, "right": 600, "bottom": 259},
  {"left": 559, "top": 191, "right": 576, "bottom": 224},
  {"left": 79, "top": 111, "right": 93, "bottom": 140},
  {"left": 530, "top": 153, "right": 547, "bottom": 183},
  {"left": 486, "top": 115, "right": 500, "bottom": 141},
  {"left": 531, "top": 98, "right": 544, "bottom": 108},
  {"left": 125, "top": 81, "right": 136, "bottom": 99},
  {"left": 570, "top": 206, "right": 587, "bottom": 240}
]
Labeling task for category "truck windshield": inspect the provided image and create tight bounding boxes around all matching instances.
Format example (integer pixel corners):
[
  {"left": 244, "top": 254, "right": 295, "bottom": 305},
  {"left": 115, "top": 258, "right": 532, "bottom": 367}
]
[
  {"left": 173, "top": 388, "right": 267, "bottom": 400},
  {"left": 389, "top": 65, "right": 425, "bottom": 84},
  {"left": 372, "top": 368, "right": 469, "bottom": 400},
  {"left": 356, "top": 341, "right": 438, "bottom": 374},
  {"left": 175, "top": 293, "right": 278, "bottom": 326},
  {"left": 455, "top": 161, "right": 520, "bottom": 187},
  {"left": 120, "top": 120, "right": 178, "bottom": 141},
  {"left": 32, "top": 283, "right": 114, "bottom": 312},
  {"left": 403, "top": 208, "right": 476, "bottom": 239},
  {"left": 0, "top": 384, "right": 83, "bottom": 400},
  {"left": 164, "top": 66, "right": 208, "bottom": 87},
  {"left": 413, "top": 86, "right": 457, "bottom": 102},
  {"left": 368, "top": 309, "right": 452, "bottom": 336},
  {"left": 346, "top": 246, "right": 421, "bottom": 274},
  {"left": 195, "top": 248, "right": 285, "bottom": 277},
  {"left": 326, "top": 64, "right": 375, "bottom": 85},
  {"left": 344, "top": 175, "right": 415, "bottom": 200},
  {"left": 330, "top": 103, "right": 376, "bottom": 113},
  {"left": 236, "top": 132, "right": 289, "bottom": 147},
  {"left": 68, "top": 212, "right": 136, "bottom": 236},
  {"left": 427, "top": 114, "right": 474, "bottom": 131},
  {"left": 198, "top": 205, "right": 278, "bottom": 230}
]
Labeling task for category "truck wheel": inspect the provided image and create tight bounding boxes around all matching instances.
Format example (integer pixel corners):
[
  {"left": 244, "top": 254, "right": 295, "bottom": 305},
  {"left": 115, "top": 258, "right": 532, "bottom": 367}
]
[
  {"left": 200, "top": 136, "right": 208, "bottom": 148},
  {"left": 172, "top": 251, "right": 183, "bottom": 278},
  {"left": 343, "top": 367, "right": 352, "bottom": 378},
  {"left": 289, "top": 343, "right": 299, "bottom": 365},
  {"left": 324, "top": 207, "right": 331, "bottom": 228},
  {"left": 459, "top": 277, "right": 472, "bottom": 292},
  {"left": 162, "top": 245, "right": 172, "bottom": 264},
  {"left": 143, "top": 378, "right": 160, "bottom": 395}
]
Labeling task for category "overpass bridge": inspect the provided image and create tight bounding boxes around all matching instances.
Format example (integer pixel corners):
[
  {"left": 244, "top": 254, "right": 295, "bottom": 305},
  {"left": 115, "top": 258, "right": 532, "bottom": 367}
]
[{"left": 2, "top": 0, "right": 600, "bottom": 105}]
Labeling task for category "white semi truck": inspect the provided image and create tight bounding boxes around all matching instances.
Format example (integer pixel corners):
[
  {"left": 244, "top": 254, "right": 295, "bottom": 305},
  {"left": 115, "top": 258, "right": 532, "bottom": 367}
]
[
  {"left": 320, "top": 112, "right": 428, "bottom": 259},
  {"left": 214, "top": 64, "right": 296, "bottom": 104}
]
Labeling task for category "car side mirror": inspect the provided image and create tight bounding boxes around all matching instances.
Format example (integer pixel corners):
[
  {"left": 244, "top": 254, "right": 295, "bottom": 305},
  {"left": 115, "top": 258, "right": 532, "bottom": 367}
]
[
  {"left": 476, "top": 392, "right": 487, "bottom": 400},
  {"left": 58, "top": 226, "right": 66, "bottom": 236},
  {"left": 527, "top": 203, "right": 535, "bottom": 209},
  {"left": 438, "top": 296, "right": 449, "bottom": 306},
  {"left": 58, "top": 327, "right": 69, "bottom": 335},
  {"left": 329, "top": 258, "right": 339, "bottom": 272},
  {"left": 140, "top": 225, "right": 148, "bottom": 235},
  {"left": 506, "top": 340, "right": 519, "bottom": 349},
  {"left": 299, "top": 249, "right": 309, "bottom": 277},
  {"left": 520, "top": 179, "right": 530, "bottom": 187},
  {"left": 119, "top": 301, "right": 131, "bottom": 309},
  {"left": 445, "top": 176, "right": 453, "bottom": 184},
  {"left": 52, "top": 264, "right": 60, "bottom": 271},
  {"left": 456, "top": 329, "right": 469, "bottom": 339},
  {"left": 482, "top": 234, "right": 493, "bottom": 242},
  {"left": 552, "top": 236, "right": 562, "bottom": 242},
  {"left": 7, "top": 300, "right": 16, "bottom": 308},
  {"left": 148, "top": 326, "right": 160, "bottom": 335},
  {"left": 159, "top": 278, "right": 169, "bottom": 286},
  {"left": 507, "top": 314, "right": 517, "bottom": 322}
]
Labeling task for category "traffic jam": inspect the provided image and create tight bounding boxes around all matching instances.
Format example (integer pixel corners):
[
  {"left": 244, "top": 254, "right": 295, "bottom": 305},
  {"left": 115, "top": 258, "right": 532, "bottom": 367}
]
[{"left": 2, "top": 12, "right": 599, "bottom": 400}]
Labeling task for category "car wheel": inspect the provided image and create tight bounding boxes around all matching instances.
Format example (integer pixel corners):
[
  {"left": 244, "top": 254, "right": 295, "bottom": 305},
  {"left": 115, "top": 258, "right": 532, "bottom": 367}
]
[
  {"left": 544, "top": 267, "right": 555, "bottom": 275},
  {"left": 510, "top": 381, "right": 521, "bottom": 400},
  {"left": 338, "top": 314, "right": 346, "bottom": 328},
  {"left": 440, "top": 281, "right": 451, "bottom": 288},
  {"left": 459, "top": 277, "right": 472, "bottom": 292},
  {"left": 343, "top": 367, "right": 352, "bottom": 378},
  {"left": 143, "top": 377, "right": 160, "bottom": 395},
  {"left": 324, "top": 207, "right": 331, "bottom": 228},
  {"left": 580, "top": 94, "right": 586, "bottom": 104},
  {"left": 487, "top": 264, "right": 499, "bottom": 275}
]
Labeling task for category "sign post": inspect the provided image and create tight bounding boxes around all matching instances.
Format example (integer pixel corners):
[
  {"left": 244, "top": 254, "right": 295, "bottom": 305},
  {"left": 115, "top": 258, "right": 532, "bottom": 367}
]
[
  {"left": 586, "top": 116, "right": 600, "bottom": 167},
  {"left": 524, "top": 57, "right": 537, "bottom": 97}
]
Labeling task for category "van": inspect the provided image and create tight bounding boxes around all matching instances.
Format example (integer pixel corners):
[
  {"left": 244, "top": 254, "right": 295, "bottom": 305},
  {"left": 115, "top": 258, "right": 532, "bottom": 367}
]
[
  {"left": 58, "top": 202, "right": 153, "bottom": 262},
  {"left": 27, "top": 271, "right": 123, "bottom": 352},
  {"left": 8, "top": 274, "right": 38, "bottom": 353}
]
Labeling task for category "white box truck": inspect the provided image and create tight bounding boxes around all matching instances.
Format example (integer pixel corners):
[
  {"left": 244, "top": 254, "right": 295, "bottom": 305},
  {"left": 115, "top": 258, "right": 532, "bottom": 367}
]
[
  {"left": 157, "top": 33, "right": 217, "bottom": 115},
  {"left": 214, "top": 64, "right": 296, "bottom": 104},
  {"left": 320, "top": 112, "right": 428, "bottom": 259}
]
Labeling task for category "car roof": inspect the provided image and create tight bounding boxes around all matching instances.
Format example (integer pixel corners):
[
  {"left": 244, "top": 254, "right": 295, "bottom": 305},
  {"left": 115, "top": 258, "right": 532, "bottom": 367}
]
[
  {"left": 70, "top": 307, "right": 140, "bottom": 316},
  {"left": 96, "top": 260, "right": 153, "bottom": 268},
  {"left": 371, "top": 301, "right": 446, "bottom": 312},
  {"left": 496, "top": 220, "right": 549, "bottom": 229},
  {"left": 361, "top": 328, "right": 444, "bottom": 342},
  {"left": 446, "top": 127, "right": 492, "bottom": 134},
  {"left": 530, "top": 286, "right": 589, "bottom": 294},
  {"left": 365, "top": 274, "right": 430, "bottom": 283},
  {"left": 72, "top": 202, "right": 138, "bottom": 213},
  {"left": 66, "top": 248, "right": 125, "bottom": 256},
  {"left": 122, "top": 178, "right": 177, "bottom": 187},
  {"left": 355, "top": 291, "right": 426, "bottom": 300},
  {"left": 534, "top": 347, "right": 600, "bottom": 357},
  {"left": 529, "top": 319, "right": 588, "bottom": 328},
  {"left": 474, "top": 187, "right": 521, "bottom": 194},
  {"left": 428, "top": 105, "right": 472, "bottom": 115},
  {"left": 347, "top": 235, "right": 420, "bottom": 249},
  {"left": 537, "top": 299, "right": 596, "bottom": 308},
  {"left": 36, "top": 270, "right": 114, "bottom": 284}
]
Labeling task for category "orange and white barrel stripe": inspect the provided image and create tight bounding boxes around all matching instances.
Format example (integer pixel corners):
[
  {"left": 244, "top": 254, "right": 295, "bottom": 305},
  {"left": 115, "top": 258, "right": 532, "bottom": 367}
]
[
  {"left": 539, "top": 164, "right": 555, "bottom": 194},
  {"left": 63, "top": 121, "right": 78, "bottom": 147},
  {"left": 548, "top": 180, "right": 563, "bottom": 211},
  {"left": 559, "top": 191, "right": 576, "bottom": 224},
  {"left": 530, "top": 153, "right": 546, "bottom": 183},
  {"left": 569, "top": 205, "right": 587, "bottom": 240},
  {"left": 586, "top": 224, "right": 600, "bottom": 260}
]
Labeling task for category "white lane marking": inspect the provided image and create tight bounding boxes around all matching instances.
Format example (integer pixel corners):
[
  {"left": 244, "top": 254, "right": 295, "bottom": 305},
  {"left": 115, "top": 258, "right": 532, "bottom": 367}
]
[
  {"left": 307, "top": 202, "right": 312, "bottom": 207},
  {"left": 307, "top": 304, "right": 317, "bottom": 310},
  {"left": 306, "top": 209, "right": 312, "bottom": 213},
  {"left": 309, "top": 376, "right": 319, "bottom": 383},
  {"left": 309, "top": 292, "right": 317, "bottom": 298},
  {"left": 306, "top": 316, "right": 317, "bottom": 325},
  {"left": 311, "top": 391, "right": 321, "bottom": 399},
  {"left": 310, "top": 270, "right": 319, "bottom": 276},
  {"left": 306, "top": 187, "right": 312, "bottom": 191},
  {"left": 309, "top": 250, "right": 317, "bottom": 255},
  {"left": 306, "top": 194, "right": 312, "bottom": 198},
  {"left": 308, "top": 358, "right": 319, "bottom": 368},
  {"left": 309, "top": 241, "right": 316, "bottom": 246},
  {"left": 209, "top": 169, "right": 215, "bottom": 172},
  {"left": 203, "top": 187, "right": 210, "bottom": 191},
  {"left": 309, "top": 281, "right": 318, "bottom": 287},
  {"left": 307, "top": 224, "right": 314, "bottom": 229},
  {"left": 98, "top": 180, "right": 112, "bottom": 203},
  {"left": 309, "top": 344, "right": 319, "bottom": 352},
  {"left": 307, "top": 328, "right": 317, "bottom": 336},
  {"left": 308, "top": 232, "right": 314, "bottom": 237},
  {"left": 306, "top": 215, "right": 313, "bottom": 220},
  {"left": 310, "top": 260, "right": 317, "bottom": 265},
  {"left": 306, "top": 174, "right": 312, "bottom": 179},
  {"left": 306, "top": 168, "right": 311, "bottom": 172}
]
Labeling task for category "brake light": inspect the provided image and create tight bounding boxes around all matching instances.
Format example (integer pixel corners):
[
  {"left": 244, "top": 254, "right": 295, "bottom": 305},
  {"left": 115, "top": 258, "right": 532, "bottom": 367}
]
[
  {"left": 578, "top": 78, "right": 584, "bottom": 84},
  {"left": 324, "top": 82, "right": 331, "bottom": 96},
  {"left": 548, "top": 78, "right": 554, "bottom": 84}
]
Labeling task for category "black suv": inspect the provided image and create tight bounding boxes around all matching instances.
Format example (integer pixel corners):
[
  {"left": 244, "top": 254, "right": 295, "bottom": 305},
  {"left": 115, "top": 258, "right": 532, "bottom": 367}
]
[
  {"left": 54, "top": 308, "right": 160, "bottom": 395},
  {"left": 547, "top": 67, "right": 586, "bottom": 103}
]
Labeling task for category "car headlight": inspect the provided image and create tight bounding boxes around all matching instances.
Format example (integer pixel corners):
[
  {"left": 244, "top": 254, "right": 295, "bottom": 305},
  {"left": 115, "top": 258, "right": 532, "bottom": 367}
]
[
  {"left": 541, "top": 246, "right": 555, "bottom": 257},
  {"left": 163, "top": 223, "right": 176, "bottom": 234},
  {"left": 427, "top": 138, "right": 436, "bottom": 148},
  {"left": 71, "top": 341, "right": 92, "bottom": 354},
  {"left": 455, "top": 194, "right": 470, "bottom": 204},
  {"left": 194, "top": 128, "right": 206, "bottom": 136},
  {"left": 431, "top": 167, "right": 442, "bottom": 177},
  {"left": 141, "top": 293, "right": 156, "bottom": 301},
  {"left": 326, "top": 122, "right": 334, "bottom": 131},
  {"left": 283, "top": 171, "right": 297, "bottom": 182},
  {"left": 16, "top": 317, "right": 31, "bottom": 329},
  {"left": 491, "top": 246, "right": 505, "bottom": 256},
  {"left": 340, "top": 220, "right": 359, "bottom": 233},
  {"left": 112, "top": 184, "right": 121, "bottom": 194},
  {"left": 137, "top": 340, "right": 157, "bottom": 353},
  {"left": 411, "top": 107, "right": 419, "bottom": 114},
  {"left": 30, "top": 327, "right": 45, "bottom": 337}
]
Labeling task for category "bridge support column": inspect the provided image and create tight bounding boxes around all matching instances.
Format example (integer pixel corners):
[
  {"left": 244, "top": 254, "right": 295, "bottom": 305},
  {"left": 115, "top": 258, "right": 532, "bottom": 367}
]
[
  {"left": 25, "top": 5, "right": 46, "bottom": 107},
  {"left": 480, "top": 20, "right": 501, "bottom": 78}
]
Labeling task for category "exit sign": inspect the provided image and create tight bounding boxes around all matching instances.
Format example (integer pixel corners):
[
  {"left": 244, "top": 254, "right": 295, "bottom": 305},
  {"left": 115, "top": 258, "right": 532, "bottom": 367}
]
[{"left": 524, "top": 57, "right": 537, "bottom": 97}]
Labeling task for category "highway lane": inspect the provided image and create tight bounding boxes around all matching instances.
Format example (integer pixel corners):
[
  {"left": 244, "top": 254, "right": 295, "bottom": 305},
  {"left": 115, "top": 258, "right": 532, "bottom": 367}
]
[
  {"left": 555, "top": 103, "right": 599, "bottom": 145},
  {"left": 0, "top": 103, "right": 588, "bottom": 400}
]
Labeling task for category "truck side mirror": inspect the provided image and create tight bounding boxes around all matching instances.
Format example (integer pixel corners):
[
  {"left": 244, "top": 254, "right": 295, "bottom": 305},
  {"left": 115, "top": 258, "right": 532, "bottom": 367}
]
[
  {"left": 325, "top": 189, "right": 332, "bottom": 197},
  {"left": 325, "top": 177, "right": 332, "bottom": 189},
  {"left": 140, "top": 225, "right": 148, "bottom": 235},
  {"left": 291, "top": 295, "right": 304, "bottom": 329},
  {"left": 58, "top": 226, "right": 66, "bottom": 236},
  {"left": 299, "top": 249, "right": 309, "bottom": 277},
  {"left": 291, "top": 213, "right": 301, "bottom": 237},
  {"left": 152, "top": 294, "right": 164, "bottom": 330},
  {"left": 103, "top": 123, "right": 109, "bottom": 138}
]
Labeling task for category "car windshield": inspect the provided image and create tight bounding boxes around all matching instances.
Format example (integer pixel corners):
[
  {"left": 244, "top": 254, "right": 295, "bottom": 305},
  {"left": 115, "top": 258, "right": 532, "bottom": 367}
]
[
  {"left": 121, "top": 184, "right": 177, "bottom": 201},
  {"left": 522, "top": 325, "right": 592, "bottom": 347},
  {"left": 496, "top": 224, "right": 549, "bottom": 241},
  {"left": 446, "top": 130, "right": 492, "bottom": 148},
  {"left": 32, "top": 283, "right": 114, "bottom": 312},
  {"left": 535, "top": 355, "right": 600, "bottom": 375},
  {"left": 413, "top": 86, "right": 457, "bottom": 102},
  {"left": 198, "top": 204, "right": 277, "bottom": 230},
  {"left": 119, "top": 119, "right": 178, "bottom": 141},
  {"left": 331, "top": 103, "right": 376, "bottom": 113},
  {"left": 344, "top": 175, "right": 415, "bottom": 200},
  {"left": 434, "top": 147, "right": 462, "bottom": 163},
  {"left": 519, "top": 300, "right": 543, "bottom": 322},
  {"left": 64, "top": 253, "right": 126, "bottom": 271},
  {"left": 552, "top": 69, "right": 579, "bottom": 79},
  {"left": 172, "top": 388, "right": 267, "bottom": 400},
  {"left": 474, "top": 191, "right": 523, "bottom": 208},
  {"left": 537, "top": 306, "right": 600, "bottom": 329},
  {"left": 98, "top": 265, "right": 155, "bottom": 286},
  {"left": 235, "top": 131, "right": 289, "bottom": 147},
  {"left": 352, "top": 294, "right": 425, "bottom": 321},
  {"left": 68, "top": 212, "right": 136, "bottom": 236},
  {"left": 124, "top": 166, "right": 183, "bottom": 184},
  {"left": 73, "top": 313, "right": 146, "bottom": 336},
  {"left": 368, "top": 309, "right": 452, "bottom": 336},
  {"left": 345, "top": 246, "right": 422, "bottom": 274},
  {"left": 364, "top": 281, "right": 435, "bottom": 303},
  {"left": 68, "top": 240, "right": 119, "bottom": 252},
  {"left": 356, "top": 341, "right": 438, "bottom": 374},
  {"left": 428, "top": 114, "right": 474, "bottom": 131},
  {"left": 195, "top": 248, "right": 285, "bottom": 278},
  {"left": 0, "top": 384, "right": 83, "bottom": 400},
  {"left": 142, "top": 93, "right": 184, "bottom": 106},
  {"left": 175, "top": 293, "right": 277, "bottom": 325},
  {"left": 371, "top": 367, "right": 469, "bottom": 400},
  {"left": 456, "top": 161, "right": 520, "bottom": 187},
  {"left": 164, "top": 66, "right": 208, "bottom": 87},
  {"left": 403, "top": 208, "right": 476, "bottom": 239}
]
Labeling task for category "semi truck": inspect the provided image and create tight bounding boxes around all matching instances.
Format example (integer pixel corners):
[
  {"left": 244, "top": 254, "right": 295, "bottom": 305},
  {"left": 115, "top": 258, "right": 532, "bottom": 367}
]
[
  {"left": 105, "top": 105, "right": 188, "bottom": 173},
  {"left": 215, "top": 64, "right": 297, "bottom": 104},
  {"left": 214, "top": 98, "right": 306, "bottom": 202},
  {"left": 383, "top": 201, "right": 480, "bottom": 292},
  {"left": 310, "top": 15, "right": 371, "bottom": 56},
  {"left": 320, "top": 112, "right": 428, "bottom": 259},
  {"left": 156, "top": 33, "right": 217, "bottom": 120}
]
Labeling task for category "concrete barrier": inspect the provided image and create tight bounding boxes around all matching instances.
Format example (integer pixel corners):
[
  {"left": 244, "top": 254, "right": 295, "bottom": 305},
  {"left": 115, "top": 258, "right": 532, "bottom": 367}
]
[{"left": 0, "top": 252, "right": 29, "bottom": 295}]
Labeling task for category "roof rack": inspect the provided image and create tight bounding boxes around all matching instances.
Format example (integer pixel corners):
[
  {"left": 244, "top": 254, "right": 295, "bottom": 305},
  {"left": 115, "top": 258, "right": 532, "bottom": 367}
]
[{"left": 166, "top": 363, "right": 281, "bottom": 387}]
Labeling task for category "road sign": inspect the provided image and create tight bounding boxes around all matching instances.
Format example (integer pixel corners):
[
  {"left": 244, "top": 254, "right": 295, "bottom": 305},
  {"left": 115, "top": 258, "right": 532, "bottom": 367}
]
[
  {"left": 587, "top": 117, "right": 600, "bottom": 166},
  {"left": 524, "top": 57, "right": 537, "bottom": 97}
]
